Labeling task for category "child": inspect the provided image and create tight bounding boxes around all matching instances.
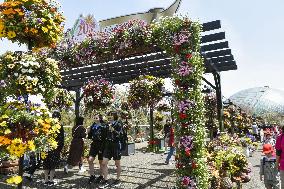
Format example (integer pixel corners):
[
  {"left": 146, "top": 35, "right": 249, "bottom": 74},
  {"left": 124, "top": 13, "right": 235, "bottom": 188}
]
[{"left": 260, "top": 143, "right": 279, "bottom": 189}]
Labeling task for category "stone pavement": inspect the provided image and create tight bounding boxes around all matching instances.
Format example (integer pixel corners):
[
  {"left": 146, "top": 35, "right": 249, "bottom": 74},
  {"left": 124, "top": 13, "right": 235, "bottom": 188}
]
[
  {"left": 0, "top": 142, "right": 271, "bottom": 189},
  {"left": 0, "top": 142, "right": 176, "bottom": 189}
]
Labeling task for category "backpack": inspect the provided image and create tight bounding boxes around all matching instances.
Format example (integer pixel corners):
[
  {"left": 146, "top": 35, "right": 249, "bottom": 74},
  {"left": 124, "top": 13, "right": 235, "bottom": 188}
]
[{"left": 90, "top": 123, "right": 104, "bottom": 141}]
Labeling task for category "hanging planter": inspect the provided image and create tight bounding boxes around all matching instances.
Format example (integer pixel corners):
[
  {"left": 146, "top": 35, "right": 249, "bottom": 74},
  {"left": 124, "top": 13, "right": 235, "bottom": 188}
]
[
  {"left": 0, "top": 51, "right": 61, "bottom": 100},
  {"left": 83, "top": 78, "right": 114, "bottom": 111},
  {"left": 128, "top": 75, "right": 164, "bottom": 109},
  {"left": 0, "top": 0, "right": 65, "bottom": 48}
]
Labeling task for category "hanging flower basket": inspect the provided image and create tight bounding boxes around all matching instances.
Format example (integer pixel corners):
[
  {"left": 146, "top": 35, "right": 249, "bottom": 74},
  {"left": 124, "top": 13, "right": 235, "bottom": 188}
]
[
  {"left": 128, "top": 75, "right": 164, "bottom": 109},
  {"left": 47, "top": 88, "right": 74, "bottom": 110},
  {"left": 0, "top": 0, "right": 65, "bottom": 48},
  {"left": 0, "top": 51, "right": 61, "bottom": 100},
  {"left": 83, "top": 78, "right": 114, "bottom": 111}
]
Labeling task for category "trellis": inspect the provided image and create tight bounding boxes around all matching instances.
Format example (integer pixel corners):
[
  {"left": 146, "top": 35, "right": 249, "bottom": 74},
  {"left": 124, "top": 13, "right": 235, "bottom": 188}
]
[{"left": 60, "top": 20, "right": 237, "bottom": 132}]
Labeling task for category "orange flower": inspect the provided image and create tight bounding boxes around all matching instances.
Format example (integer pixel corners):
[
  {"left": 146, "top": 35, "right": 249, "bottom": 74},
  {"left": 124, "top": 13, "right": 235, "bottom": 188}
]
[
  {"left": 2, "top": 8, "right": 16, "bottom": 15},
  {"left": 0, "top": 136, "right": 11, "bottom": 146},
  {"left": 30, "top": 28, "right": 38, "bottom": 34},
  {"left": 14, "top": 9, "right": 24, "bottom": 16}
]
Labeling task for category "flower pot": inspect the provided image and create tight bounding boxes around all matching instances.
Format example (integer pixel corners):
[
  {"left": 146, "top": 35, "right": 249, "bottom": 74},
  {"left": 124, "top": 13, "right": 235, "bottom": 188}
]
[
  {"left": 121, "top": 143, "right": 135, "bottom": 156},
  {"left": 0, "top": 160, "right": 19, "bottom": 168}
]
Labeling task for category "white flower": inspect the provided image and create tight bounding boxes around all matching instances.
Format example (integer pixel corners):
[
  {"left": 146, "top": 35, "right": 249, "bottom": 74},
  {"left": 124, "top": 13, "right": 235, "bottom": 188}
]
[
  {"left": 14, "top": 73, "right": 19, "bottom": 77},
  {"left": 28, "top": 69, "right": 34, "bottom": 73},
  {"left": 22, "top": 69, "right": 28, "bottom": 73},
  {"left": 26, "top": 76, "right": 32, "bottom": 80}
]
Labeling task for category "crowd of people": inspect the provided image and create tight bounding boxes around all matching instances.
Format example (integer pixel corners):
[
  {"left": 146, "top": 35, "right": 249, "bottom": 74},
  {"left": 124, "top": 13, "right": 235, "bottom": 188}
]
[
  {"left": 251, "top": 122, "right": 284, "bottom": 189},
  {"left": 24, "top": 111, "right": 128, "bottom": 188}
]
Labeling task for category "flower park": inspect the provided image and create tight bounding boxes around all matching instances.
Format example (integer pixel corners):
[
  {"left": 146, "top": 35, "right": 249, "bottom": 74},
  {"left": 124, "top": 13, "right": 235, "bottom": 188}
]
[{"left": 0, "top": 0, "right": 284, "bottom": 189}]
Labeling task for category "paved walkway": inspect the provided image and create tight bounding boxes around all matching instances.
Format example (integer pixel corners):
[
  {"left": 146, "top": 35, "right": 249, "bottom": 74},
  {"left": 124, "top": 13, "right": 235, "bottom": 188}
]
[
  {"left": 0, "top": 143, "right": 270, "bottom": 189},
  {"left": 0, "top": 142, "right": 176, "bottom": 189},
  {"left": 243, "top": 147, "right": 266, "bottom": 189}
]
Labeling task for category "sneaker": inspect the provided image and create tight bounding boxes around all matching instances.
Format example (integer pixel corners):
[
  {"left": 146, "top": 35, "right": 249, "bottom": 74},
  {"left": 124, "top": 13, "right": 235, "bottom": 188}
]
[
  {"left": 88, "top": 175, "right": 96, "bottom": 184},
  {"left": 112, "top": 179, "right": 121, "bottom": 187},
  {"left": 95, "top": 175, "right": 104, "bottom": 184},
  {"left": 99, "top": 179, "right": 109, "bottom": 189}
]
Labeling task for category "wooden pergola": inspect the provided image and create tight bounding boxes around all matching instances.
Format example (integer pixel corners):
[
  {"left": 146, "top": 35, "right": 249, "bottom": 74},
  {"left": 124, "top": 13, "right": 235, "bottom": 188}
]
[{"left": 60, "top": 20, "right": 237, "bottom": 132}]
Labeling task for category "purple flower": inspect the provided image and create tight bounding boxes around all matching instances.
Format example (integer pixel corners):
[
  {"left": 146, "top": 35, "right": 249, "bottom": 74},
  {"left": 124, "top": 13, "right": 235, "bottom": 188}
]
[
  {"left": 174, "top": 32, "right": 189, "bottom": 45},
  {"left": 180, "top": 135, "right": 194, "bottom": 149},
  {"left": 0, "top": 80, "right": 6, "bottom": 88},
  {"left": 178, "top": 100, "right": 195, "bottom": 113}
]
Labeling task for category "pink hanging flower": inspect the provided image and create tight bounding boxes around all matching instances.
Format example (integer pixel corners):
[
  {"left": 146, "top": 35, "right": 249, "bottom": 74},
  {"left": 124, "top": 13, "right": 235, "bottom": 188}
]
[{"left": 178, "top": 62, "right": 193, "bottom": 76}]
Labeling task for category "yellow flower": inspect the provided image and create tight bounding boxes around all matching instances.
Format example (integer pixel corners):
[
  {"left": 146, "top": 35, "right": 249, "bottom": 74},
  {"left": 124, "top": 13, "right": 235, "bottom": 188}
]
[
  {"left": 0, "top": 121, "right": 7, "bottom": 127},
  {"left": 0, "top": 30, "right": 5, "bottom": 38},
  {"left": 28, "top": 140, "right": 35, "bottom": 151},
  {"left": 4, "top": 129, "right": 11, "bottom": 134},
  {"left": 6, "top": 176, "right": 22, "bottom": 185},
  {"left": 41, "top": 152, "right": 47, "bottom": 159},
  {"left": 7, "top": 31, "right": 16, "bottom": 39},
  {"left": 41, "top": 27, "right": 48, "bottom": 33}
]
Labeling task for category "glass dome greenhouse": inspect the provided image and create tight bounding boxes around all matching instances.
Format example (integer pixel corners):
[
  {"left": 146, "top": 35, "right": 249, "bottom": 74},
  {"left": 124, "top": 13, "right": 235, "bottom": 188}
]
[{"left": 229, "top": 87, "right": 284, "bottom": 116}]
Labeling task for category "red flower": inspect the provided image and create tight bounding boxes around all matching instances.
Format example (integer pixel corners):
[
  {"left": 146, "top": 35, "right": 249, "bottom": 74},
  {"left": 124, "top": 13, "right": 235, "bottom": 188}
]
[
  {"left": 192, "top": 162, "right": 197, "bottom": 169},
  {"left": 185, "top": 147, "right": 191, "bottom": 156},
  {"left": 181, "top": 123, "right": 189, "bottom": 128},
  {"left": 174, "top": 45, "right": 180, "bottom": 53},
  {"left": 179, "top": 113, "right": 187, "bottom": 119},
  {"left": 185, "top": 53, "right": 192, "bottom": 59},
  {"left": 175, "top": 79, "right": 180, "bottom": 86}
]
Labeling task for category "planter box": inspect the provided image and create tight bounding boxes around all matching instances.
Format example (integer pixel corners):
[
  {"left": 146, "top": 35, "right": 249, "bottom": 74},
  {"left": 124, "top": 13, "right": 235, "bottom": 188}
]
[{"left": 121, "top": 143, "right": 135, "bottom": 156}]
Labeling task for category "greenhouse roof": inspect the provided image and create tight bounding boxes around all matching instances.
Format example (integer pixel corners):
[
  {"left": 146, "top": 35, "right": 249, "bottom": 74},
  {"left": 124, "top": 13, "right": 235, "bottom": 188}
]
[{"left": 229, "top": 87, "right": 284, "bottom": 116}]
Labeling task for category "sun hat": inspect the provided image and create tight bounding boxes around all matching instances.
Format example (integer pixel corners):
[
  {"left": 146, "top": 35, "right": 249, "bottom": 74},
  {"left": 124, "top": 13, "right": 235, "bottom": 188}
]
[{"left": 262, "top": 143, "right": 274, "bottom": 154}]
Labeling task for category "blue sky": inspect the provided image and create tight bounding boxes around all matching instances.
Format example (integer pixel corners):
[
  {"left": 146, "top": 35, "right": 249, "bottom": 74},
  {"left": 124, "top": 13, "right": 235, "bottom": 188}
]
[{"left": 1, "top": 0, "right": 283, "bottom": 97}]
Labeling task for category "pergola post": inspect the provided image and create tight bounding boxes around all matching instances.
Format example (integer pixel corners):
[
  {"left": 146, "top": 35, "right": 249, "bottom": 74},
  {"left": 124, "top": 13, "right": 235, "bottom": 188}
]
[
  {"left": 75, "top": 88, "right": 81, "bottom": 120},
  {"left": 149, "top": 105, "right": 154, "bottom": 146},
  {"left": 213, "top": 71, "right": 224, "bottom": 132}
]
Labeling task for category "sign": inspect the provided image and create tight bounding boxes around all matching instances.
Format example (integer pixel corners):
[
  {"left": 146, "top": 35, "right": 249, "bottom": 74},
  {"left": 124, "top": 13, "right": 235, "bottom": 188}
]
[{"left": 69, "top": 14, "right": 100, "bottom": 43}]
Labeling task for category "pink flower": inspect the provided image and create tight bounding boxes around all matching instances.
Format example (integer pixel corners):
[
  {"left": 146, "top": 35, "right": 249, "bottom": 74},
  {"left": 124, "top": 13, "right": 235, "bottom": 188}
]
[
  {"left": 178, "top": 63, "right": 193, "bottom": 76},
  {"left": 182, "top": 176, "right": 191, "bottom": 186}
]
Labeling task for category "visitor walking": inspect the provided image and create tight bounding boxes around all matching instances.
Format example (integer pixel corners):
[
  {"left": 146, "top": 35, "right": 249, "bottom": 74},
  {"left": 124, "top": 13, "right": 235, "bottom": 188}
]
[
  {"left": 87, "top": 114, "right": 107, "bottom": 184},
  {"left": 65, "top": 116, "right": 86, "bottom": 173},
  {"left": 260, "top": 128, "right": 265, "bottom": 143},
  {"left": 164, "top": 119, "right": 171, "bottom": 154},
  {"left": 276, "top": 126, "right": 284, "bottom": 189},
  {"left": 260, "top": 143, "right": 280, "bottom": 189},
  {"left": 252, "top": 122, "right": 259, "bottom": 141},
  {"left": 43, "top": 110, "right": 65, "bottom": 186},
  {"left": 165, "top": 124, "right": 175, "bottom": 165},
  {"left": 100, "top": 112, "right": 127, "bottom": 188}
]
